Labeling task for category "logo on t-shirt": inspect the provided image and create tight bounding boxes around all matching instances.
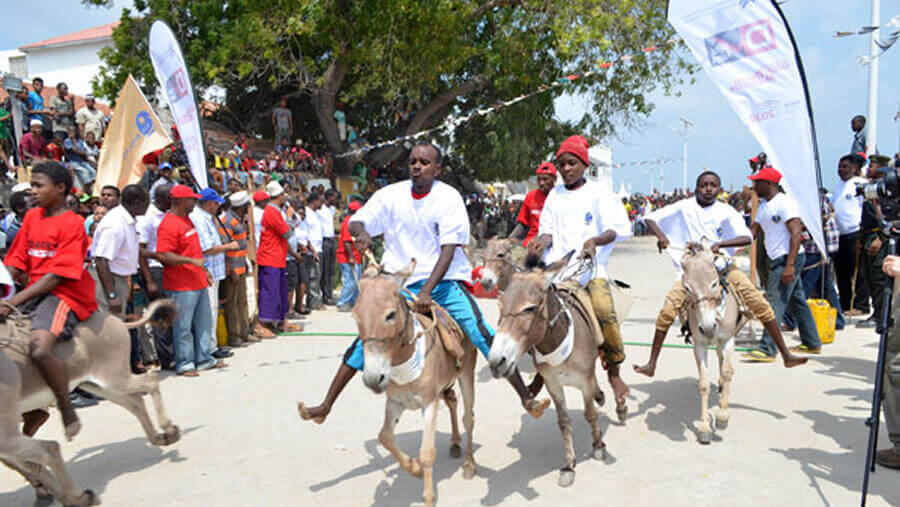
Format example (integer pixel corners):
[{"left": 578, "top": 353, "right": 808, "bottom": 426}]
[
  {"left": 772, "top": 215, "right": 782, "bottom": 224},
  {"left": 584, "top": 212, "right": 593, "bottom": 225},
  {"left": 434, "top": 223, "right": 440, "bottom": 237},
  {"left": 716, "top": 227, "right": 724, "bottom": 238},
  {"left": 846, "top": 193, "right": 854, "bottom": 200}
]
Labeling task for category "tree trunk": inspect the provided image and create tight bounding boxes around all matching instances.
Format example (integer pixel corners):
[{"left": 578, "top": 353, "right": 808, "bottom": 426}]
[{"left": 310, "top": 56, "right": 352, "bottom": 174}]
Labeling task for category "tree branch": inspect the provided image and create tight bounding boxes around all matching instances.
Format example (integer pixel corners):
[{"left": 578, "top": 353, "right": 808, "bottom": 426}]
[
  {"left": 470, "top": 0, "right": 524, "bottom": 19},
  {"left": 404, "top": 76, "right": 488, "bottom": 134}
]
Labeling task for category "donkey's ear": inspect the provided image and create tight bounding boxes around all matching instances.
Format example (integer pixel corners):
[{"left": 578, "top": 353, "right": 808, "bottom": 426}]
[
  {"left": 699, "top": 237, "right": 712, "bottom": 250},
  {"left": 391, "top": 258, "right": 417, "bottom": 287}
]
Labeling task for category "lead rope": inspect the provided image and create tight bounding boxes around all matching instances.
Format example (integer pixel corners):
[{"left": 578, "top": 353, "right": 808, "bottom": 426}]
[{"left": 0, "top": 301, "right": 30, "bottom": 352}]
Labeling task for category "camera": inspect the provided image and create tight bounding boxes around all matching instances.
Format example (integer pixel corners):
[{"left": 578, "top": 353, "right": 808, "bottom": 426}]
[{"left": 856, "top": 168, "right": 900, "bottom": 222}]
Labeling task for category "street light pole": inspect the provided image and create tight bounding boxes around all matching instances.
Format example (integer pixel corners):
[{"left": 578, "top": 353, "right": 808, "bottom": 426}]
[
  {"left": 676, "top": 116, "right": 693, "bottom": 191},
  {"left": 866, "top": 0, "right": 880, "bottom": 155}
]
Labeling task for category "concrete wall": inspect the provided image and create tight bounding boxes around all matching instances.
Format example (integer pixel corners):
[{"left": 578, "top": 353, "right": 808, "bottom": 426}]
[{"left": 22, "top": 40, "right": 110, "bottom": 96}]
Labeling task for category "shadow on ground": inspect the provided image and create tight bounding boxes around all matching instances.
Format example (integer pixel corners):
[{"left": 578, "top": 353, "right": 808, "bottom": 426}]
[{"left": 0, "top": 427, "right": 194, "bottom": 506}]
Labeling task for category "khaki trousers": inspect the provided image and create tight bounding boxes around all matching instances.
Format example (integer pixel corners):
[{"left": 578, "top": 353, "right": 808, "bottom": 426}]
[
  {"left": 222, "top": 273, "right": 250, "bottom": 345},
  {"left": 587, "top": 278, "right": 625, "bottom": 365}
]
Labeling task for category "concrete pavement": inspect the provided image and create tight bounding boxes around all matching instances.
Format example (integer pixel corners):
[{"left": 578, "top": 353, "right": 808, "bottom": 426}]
[{"left": 1, "top": 237, "right": 898, "bottom": 506}]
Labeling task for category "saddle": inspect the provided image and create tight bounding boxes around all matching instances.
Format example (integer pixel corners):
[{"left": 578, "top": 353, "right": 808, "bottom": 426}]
[
  {"left": 405, "top": 300, "right": 467, "bottom": 363},
  {"left": 553, "top": 280, "right": 605, "bottom": 348}
]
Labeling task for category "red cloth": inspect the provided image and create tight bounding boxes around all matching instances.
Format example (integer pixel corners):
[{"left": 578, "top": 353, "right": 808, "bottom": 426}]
[
  {"left": 258, "top": 205, "right": 289, "bottom": 268},
  {"left": 336, "top": 215, "right": 361, "bottom": 264},
  {"left": 156, "top": 213, "right": 207, "bottom": 291},
  {"left": 516, "top": 188, "right": 547, "bottom": 246},
  {"left": 142, "top": 148, "right": 165, "bottom": 165},
  {"left": 556, "top": 135, "right": 590, "bottom": 165},
  {"left": 19, "top": 132, "right": 47, "bottom": 159},
  {"left": 4, "top": 208, "right": 97, "bottom": 320},
  {"left": 45, "top": 143, "right": 63, "bottom": 161}
]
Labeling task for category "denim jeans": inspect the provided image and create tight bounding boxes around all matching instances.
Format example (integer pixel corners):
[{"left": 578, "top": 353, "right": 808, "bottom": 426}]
[
  {"left": 759, "top": 252, "right": 822, "bottom": 356},
  {"left": 783, "top": 251, "right": 845, "bottom": 330},
  {"left": 70, "top": 161, "right": 96, "bottom": 187},
  {"left": 336, "top": 263, "right": 361, "bottom": 307},
  {"left": 167, "top": 288, "right": 217, "bottom": 373}
]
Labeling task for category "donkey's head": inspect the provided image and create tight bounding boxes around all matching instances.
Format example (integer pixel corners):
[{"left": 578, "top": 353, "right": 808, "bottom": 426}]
[
  {"left": 354, "top": 260, "right": 417, "bottom": 393},
  {"left": 488, "top": 253, "right": 572, "bottom": 379},
  {"left": 681, "top": 240, "right": 723, "bottom": 338},
  {"left": 480, "top": 238, "right": 519, "bottom": 292}
]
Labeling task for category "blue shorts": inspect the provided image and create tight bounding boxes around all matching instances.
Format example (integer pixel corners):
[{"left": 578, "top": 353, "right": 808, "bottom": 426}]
[{"left": 343, "top": 280, "right": 493, "bottom": 371}]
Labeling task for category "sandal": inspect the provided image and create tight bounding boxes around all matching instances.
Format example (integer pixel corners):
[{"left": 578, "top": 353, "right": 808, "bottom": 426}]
[
  {"left": 790, "top": 345, "right": 821, "bottom": 355},
  {"left": 741, "top": 350, "right": 775, "bottom": 362},
  {"left": 179, "top": 371, "right": 200, "bottom": 377}
]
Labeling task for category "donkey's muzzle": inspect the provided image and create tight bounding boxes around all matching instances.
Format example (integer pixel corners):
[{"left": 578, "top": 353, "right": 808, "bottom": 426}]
[{"left": 362, "top": 372, "right": 388, "bottom": 393}]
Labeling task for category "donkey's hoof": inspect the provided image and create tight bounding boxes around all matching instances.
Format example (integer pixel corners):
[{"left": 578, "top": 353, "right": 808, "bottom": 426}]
[
  {"left": 592, "top": 442, "right": 607, "bottom": 461},
  {"left": 449, "top": 443, "right": 462, "bottom": 458},
  {"left": 715, "top": 418, "right": 728, "bottom": 430},
  {"left": 698, "top": 431, "right": 712, "bottom": 445},
  {"left": 34, "top": 491, "right": 54, "bottom": 507},
  {"left": 163, "top": 425, "right": 181, "bottom": 445},
  {"left": 558, "top": 467, "right": 576, "bottom": 488},
  {"left": 67, "top": 488, "right": 100, "bottom": 506},
  {"left": 463, "top": 461, "right": 476, "bottom": 480}
]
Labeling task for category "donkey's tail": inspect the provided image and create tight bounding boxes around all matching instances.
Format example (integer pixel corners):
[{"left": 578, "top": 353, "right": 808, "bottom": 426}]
[{"left": 126, "top": 299, "right": 176, "bottom": 329}]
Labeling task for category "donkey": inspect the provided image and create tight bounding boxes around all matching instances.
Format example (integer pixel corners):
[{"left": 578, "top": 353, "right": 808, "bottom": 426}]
[
  {"left": 488, "top": 254, "right": 606, "bottom": 488},
  {"left": 0, "top": 299, "right": 180, "bottom": 506},
  {"left": 680, "top": 241, "right": 749, "bottom": 444},
  {"left": 479, "top": 238, "right": 522, "bottom": 293},
  {"left": 355, "top": 262, "right": 478, "bottom": 507}
]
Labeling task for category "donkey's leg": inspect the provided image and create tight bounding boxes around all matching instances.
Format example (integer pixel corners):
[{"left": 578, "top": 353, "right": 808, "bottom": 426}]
[
  {"left": 716, "top": 337, "right": 736, "bottom": 430},
  {"left": 584, "top": 376, "right": 606, "bottom": 460},
  {"left": 78, "top": 384, "right": 173, "bottom": 447},
  {"left": 545, "top": 377, "right": 576, "bottom": 487},
  {"left": 693, "top": 342, "right": 712, "bottom": 444},
  {"left": 379, "top": 400, "right": 417, "bottom": 476},
  {"left": 2, "top": 457, "right": 53, "bottom": 506},
  {"left": 418, "top": 399, "right": 440, "bottom": 507},
  {"left": 442, "top": 387, "right": 462, "bottom": 458},
  {"left": 0, "top": 436, "right": 98, "bottom": 506},
  {"left": 458, "top": 351, "right": 477, "bottom": 479}
]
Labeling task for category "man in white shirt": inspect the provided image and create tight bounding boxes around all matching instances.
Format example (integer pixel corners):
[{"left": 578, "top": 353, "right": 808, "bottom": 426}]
[
  {"left": 92, "top": 184, "right": 149, "bottom": 372},
  {"left": 298, "top": 142, "right": 550, "bottom": 424},
  {"left": 744, "top": 167, "right": 822, "bottom": 361},
  {"left": 137, "top": 183, "right": 174, "bottom": 367},
  {"left": 830, "top": 153, "right": 867, "bottom": 315},
  {"left": 634, "top": 171, "right": 806, "bottom": 377},
  {"left": 526, "top": 135, "right": 632, "bottom": 415},
  {"left": 319, "top": 189, "right": 339, "bottom": 304},
  {"left": 305, "top": 192, "right": 325, "bottom": 310}
]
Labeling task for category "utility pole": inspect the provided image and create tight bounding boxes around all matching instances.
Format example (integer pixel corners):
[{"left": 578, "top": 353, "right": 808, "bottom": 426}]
[
  {"left": 675, "top": 116, "right": 693, "bottom": 192},
  {"left": 866, "top": 0, "right": 880, "bottom": 156},
  {"left": 894, "top": 105, "right": 899, "bottom": 154}
]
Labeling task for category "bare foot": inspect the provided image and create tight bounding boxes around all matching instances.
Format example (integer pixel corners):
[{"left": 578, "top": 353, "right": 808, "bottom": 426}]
[
  {"left": 632, "top": 362, "right": 656, "bottom": 377},
  {"left": 298, "top": 402, "right": 328, "bottom": 424},
  {"left": 609, "top": 375, "right": 630, "bottom": 407},
  {"left": 64, "top": 420, "right": 81, "bottom": 442},
  {"left": 524, "top": 398, "right": 551, "bottom": 419},
  {"left": 783, "top": 355, "right": 808, "bottom": 368}
]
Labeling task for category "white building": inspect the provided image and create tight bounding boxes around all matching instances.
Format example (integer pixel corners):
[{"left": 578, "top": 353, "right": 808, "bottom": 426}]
[
  {"left": 5, "top": 22, "right": 118, "bottom": 96},
  {"left": 587, "top": 144, "right": 614, "bottom": 192}
]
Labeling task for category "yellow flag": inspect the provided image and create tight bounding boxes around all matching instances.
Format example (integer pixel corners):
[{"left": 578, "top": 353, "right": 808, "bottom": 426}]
[{"left": 96, "top": 75, "right": 172, "bottom": 189}]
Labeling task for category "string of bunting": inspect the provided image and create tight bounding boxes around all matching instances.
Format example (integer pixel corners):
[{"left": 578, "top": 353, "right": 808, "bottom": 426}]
[
  {"left": 833, "top": 14, "right": 900, "bottom": 64},
  {"left": 334, "top": 37, "right": 682, "bottom": 159},
  {"left": 611, "top": 156, "right": 674, "bottom": 168}
]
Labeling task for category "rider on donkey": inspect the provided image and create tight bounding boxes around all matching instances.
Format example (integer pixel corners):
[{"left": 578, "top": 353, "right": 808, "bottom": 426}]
[
  {"left": 633, "top": 170, "right": 807, "bottom": 377},
  {"left": 0, "top": 161, "right": 99, "bottom": 440},
  {"left": 298, "top": 141, "right": 551, "bottom": 423},
  {"left": 526, "top": 135, "right": 633, "bottom": 419}
]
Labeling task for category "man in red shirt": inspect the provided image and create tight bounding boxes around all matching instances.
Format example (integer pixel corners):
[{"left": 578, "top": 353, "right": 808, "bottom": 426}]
[
  {"left": 1, "top": 161, "right": 98, "bottom": 440},
  {"left": 258, "top": 181, "right": 302, "bottom": 333},
  {"left": 335, "top": 201, "right": 363, "bottom": 311},
  {"left": 155, "top": 184, "right": 226, "bottom": 377},
  {"left": 510, "top": 161, "right": 556, "bottom": 246},
  {"left": 19, "top": 119, "right": 48, "bottom": 165}
]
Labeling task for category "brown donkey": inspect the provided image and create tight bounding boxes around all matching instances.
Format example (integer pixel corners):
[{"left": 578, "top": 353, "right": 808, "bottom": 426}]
[
  {"left": 488, "top": 255, "right": 607, "bottom": 488},
  {"left": 0, "top": 299, "right": 180, "bottom": 506},
  {"left": 355, "top": 261, "right": 478, "bottom": 507}
]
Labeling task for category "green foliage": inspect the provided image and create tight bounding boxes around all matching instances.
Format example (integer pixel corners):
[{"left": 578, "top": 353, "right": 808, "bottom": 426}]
[{"left": 87, "top": 0, "right": 694, "bottom": 180}]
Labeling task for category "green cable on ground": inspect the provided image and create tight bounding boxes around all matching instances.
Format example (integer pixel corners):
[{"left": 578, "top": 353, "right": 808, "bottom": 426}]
[{"left": 278, "top": 332, "right": 755, "bottom": 351}]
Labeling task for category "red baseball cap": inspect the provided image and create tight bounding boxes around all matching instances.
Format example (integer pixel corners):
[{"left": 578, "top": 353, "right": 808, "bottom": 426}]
[
  {"left": 535, "top": 162, "right": 557, "bottom": 177},
  {"left": 748, "top": 166, "right": 782, "bottom": 184},
  {"left": 170, "top": 184, "right": 201, "bottom": 199},
  {"left": 252, "top": 190, "right": 270, "bottom": 203},
  {"left": 348, "top": 201, "right": 363, "bottom": 211}
]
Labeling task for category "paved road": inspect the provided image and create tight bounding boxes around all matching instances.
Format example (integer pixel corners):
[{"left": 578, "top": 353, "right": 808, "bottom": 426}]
[{"left": 2, "top": 237, "right": 898, "bottom": 506}]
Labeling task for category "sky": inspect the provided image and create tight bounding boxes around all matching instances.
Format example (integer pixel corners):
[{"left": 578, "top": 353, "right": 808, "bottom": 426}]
[{"left": 2, "top": 1, "right": 897, "bottom": 195}]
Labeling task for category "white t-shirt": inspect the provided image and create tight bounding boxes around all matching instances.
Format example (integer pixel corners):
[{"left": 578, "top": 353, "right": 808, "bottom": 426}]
[
  {"left": 537, "top": 180, "right": 632, "bottom": 281},
  {"left": 318, "top": 205, "right": 336, "bottom": 238},
  {"left": 252, "top": 206, "right": 265, "bottom": 247},
  {"left": 136, "top": 204, "right": 166, "bottom": 269},
  {"left": 755, "top": 192, "right": 802, "bottom": 261},
  {"left": 353, "top": 180, "right": 471, "bottom": 286},
  {"left": 92, "top": 205, "right": 140, "bottom": 276},
  {"left": 294, "top": 216, "right": 310, "bottom": 250},
  {"left": 830, "top": 176, "right": 865, "bottom": 235},
  {"left": 305, "top": 207, "right": 324, "bottom": 253},
  {"left": 646, "top": 198, "right": 752, "bottom": 279}
]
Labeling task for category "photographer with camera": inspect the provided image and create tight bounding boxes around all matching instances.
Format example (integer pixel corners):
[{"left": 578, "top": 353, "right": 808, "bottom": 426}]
[
  {"left": 874, "top": 254, "right": 900, "bottom": 469},
  {"left": 855, "top": 155, "right": 895, "bottom": 332}
]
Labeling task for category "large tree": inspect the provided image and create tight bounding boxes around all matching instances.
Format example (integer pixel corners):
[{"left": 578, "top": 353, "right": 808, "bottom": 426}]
[{"left": 86, "top": 0, "right": 693, "bottom": 178}]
